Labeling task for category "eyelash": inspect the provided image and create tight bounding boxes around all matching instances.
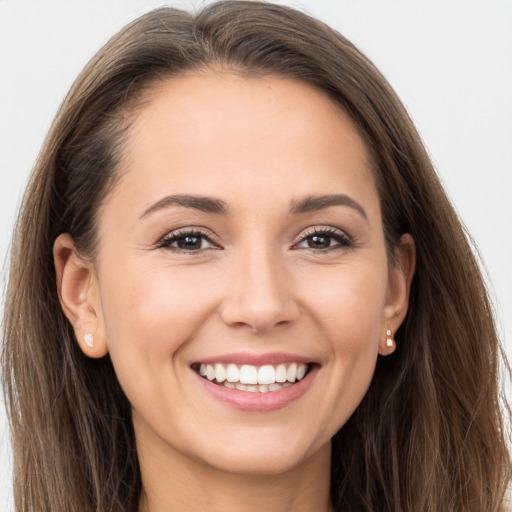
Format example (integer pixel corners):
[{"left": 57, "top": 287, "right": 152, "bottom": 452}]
[
  {"left": 157, "top": 229, "right": 220, "bottom": 253},
  {"left": 294, "top": 226, "right": 353, "bottom": 252},
  {"left": 157, "top": 226, "right": 354, "bottom": 254}
]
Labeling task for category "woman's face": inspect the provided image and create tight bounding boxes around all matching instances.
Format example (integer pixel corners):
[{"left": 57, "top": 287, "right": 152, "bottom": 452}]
[{"left": 63, "top": 72, "right": 411, "bottom": 476}]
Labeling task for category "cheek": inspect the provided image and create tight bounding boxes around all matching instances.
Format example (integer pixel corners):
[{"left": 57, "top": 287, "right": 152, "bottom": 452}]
[
  {"left": 302, "top": 261, "right": 388, "bottom": 344},
  {"left": 301, "top": 264, "right": 386, "bottom": 426},
  {"left": 98, "top": 259, "right": 219, "bottom": 376}
]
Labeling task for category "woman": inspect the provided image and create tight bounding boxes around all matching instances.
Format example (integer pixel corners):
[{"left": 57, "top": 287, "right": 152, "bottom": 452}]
[{"left": 2, "top": 1, "right": 510, "bottom": 511}]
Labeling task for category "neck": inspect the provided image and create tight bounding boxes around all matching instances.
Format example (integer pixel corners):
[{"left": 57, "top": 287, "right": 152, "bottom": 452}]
[{"left": 137, "top": 432, "right": 333, "bottom": 512}]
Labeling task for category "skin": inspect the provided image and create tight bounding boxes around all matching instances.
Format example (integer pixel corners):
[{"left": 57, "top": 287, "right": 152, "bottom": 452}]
[{"left": 55, "top": 71, "right": 415, "bottom": 512}]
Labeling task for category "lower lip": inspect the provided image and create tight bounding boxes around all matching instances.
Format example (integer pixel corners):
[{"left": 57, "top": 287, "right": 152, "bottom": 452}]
[{"left": 194, "top": 366, "right": 318, "bottom": 412}]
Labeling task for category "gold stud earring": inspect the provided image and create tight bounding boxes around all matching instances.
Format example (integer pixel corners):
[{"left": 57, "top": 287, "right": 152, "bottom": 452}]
[
  {"left": 386, "top": 329, "right": 395, "bottom": 349},
  {"left": 84, "top": 333, "right": 94, "bottom": 348}
]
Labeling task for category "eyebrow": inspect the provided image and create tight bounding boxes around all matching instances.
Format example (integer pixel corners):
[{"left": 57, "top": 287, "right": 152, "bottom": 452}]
[
  {"left": 140, "top": 194, "right": 230, "bottom": 219},
  {"left": 140, "top": 193, "right": 367, "bottom": 220},
  {"left": 289, "top": 194, "right": 367, "bottom": 220}
]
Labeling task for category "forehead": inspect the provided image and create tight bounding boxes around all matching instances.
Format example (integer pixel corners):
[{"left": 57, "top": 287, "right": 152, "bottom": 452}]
[{"left": 114, "top": 71, "right": 377, "bottom": 214}]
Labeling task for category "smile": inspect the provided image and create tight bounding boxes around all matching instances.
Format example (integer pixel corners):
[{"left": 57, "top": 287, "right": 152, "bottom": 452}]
[{"left": 193, "top": 362, "right": 310, "bottom": 393}]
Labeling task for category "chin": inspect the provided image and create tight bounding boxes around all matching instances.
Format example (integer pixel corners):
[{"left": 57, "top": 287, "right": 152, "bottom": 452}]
[{"left": 189, "top": 428, "right": 329, "bottom": 476}]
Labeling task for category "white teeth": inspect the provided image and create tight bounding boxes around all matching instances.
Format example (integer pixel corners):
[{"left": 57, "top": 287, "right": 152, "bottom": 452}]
[
  {"left": 215, "top": 363, "right": 226, "bottom": 383},
  {"left": 275, "top": 364, "right": 287, "bottom": 383},
  {"left": 286, "top": 363, "right": 297, "bottom": 382},
  {"left": 296, "top": 364, "right": 307, "bottom": 381},
  {"left": 257, "top": 365, "right": 275, "bottom": 385},
  {"left": 239, "top": 365, "right": 258, "bottom": 384},
  {"left": 226, "top": 364, "right": 239, "bottom": 382},
  {"left": 197, "top": 361, "right": 310, "bottom": 391},
  {"left": 220, "top": 381, "right": 287, "bottom": 393}
]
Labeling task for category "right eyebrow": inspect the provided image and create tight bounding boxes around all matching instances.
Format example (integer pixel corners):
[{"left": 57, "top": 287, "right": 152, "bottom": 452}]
[
  {"left": 139, "top": 194, "right": 230, "bottom": 220},
  {"left": 289, "top": 193, "right": 368, "bottom": 221}
]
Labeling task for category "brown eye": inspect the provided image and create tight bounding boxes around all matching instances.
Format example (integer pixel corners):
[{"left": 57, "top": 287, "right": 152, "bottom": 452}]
[
  {"left": 295, "top": 227, "right": 353, "bottom": 251},
  {"left": 307, "top": 234, "right": 332, "bottom": 249},
  {"left": 158, "top": 229, "right": 218, "bottom": 252},
  {"left": 177, "top": 235, "right": 203, "bottom": 250}
]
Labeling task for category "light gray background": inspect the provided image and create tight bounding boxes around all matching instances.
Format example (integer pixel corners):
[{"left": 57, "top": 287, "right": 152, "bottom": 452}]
[{"left": 1, "top": 1, "right": 511, "bottom": 509}]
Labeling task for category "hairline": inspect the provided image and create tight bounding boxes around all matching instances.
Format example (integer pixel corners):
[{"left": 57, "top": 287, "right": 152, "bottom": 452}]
[{"left": 89, "top": 64, "right": 387, "bottom": 262}]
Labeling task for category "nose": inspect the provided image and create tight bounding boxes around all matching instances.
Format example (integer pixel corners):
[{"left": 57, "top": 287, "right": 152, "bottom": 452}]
[{"left": 218, "top": 245, "right": 299, "bottom": 333}]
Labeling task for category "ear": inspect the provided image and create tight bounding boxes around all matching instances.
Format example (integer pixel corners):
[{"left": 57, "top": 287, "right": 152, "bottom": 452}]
[
  {"left": 379, "top": 233, "right": 416, "bottom": 355},
  {"left": 53, "top": 233, "right": 108, "bottom": 358}
]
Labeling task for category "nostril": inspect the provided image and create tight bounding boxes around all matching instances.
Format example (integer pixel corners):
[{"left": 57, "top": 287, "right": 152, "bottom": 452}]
[{"left": 217, "top": 281, "right": 300, "bottom": 333}]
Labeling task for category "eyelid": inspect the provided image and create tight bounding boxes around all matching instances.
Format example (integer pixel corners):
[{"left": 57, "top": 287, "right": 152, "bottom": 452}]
[
  {"left": 293, "top": 225, "right": 353, "bottom": 250},
  {"left": 157, "top": 227, "right": 222, "bottom": 251},
  {"left": 156, "top": 224, "right": 354, "bottom": 253}
]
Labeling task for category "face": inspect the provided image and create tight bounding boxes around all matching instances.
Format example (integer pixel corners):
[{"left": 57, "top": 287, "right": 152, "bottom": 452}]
[{"left": 60, "top": 72, "right": 411, "bottom": 477}]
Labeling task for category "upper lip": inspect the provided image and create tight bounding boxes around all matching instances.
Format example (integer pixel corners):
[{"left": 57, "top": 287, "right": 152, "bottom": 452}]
[{"left": 191, "top": 352, "right": 314, "bottom": 367}]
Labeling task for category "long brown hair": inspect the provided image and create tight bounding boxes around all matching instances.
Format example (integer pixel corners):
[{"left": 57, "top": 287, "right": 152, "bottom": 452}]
[{"left": 2, "top": 2, "right": 510, "bottom": 511}]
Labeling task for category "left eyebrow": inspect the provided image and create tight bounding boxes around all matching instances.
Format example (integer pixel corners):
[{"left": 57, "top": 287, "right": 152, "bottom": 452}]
[
  {"left": 289, "top": 194, "right": 368, "bottom": 221},
  {"left": 139, "top": 194, "right": 230, "bottom": 220}
]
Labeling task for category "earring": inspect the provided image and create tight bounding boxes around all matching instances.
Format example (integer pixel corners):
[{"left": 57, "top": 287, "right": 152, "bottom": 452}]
[
  {"left": 84, "top": 333, "right": 94, "bottom": 347},
  {"left": 386, "top": 329, "right": 395, "bottom": 349}
]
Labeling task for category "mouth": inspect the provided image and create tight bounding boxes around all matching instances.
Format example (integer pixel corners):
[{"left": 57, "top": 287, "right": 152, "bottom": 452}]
[{"left": 191, "top": 362, "right": 313, "bottom": 393}]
